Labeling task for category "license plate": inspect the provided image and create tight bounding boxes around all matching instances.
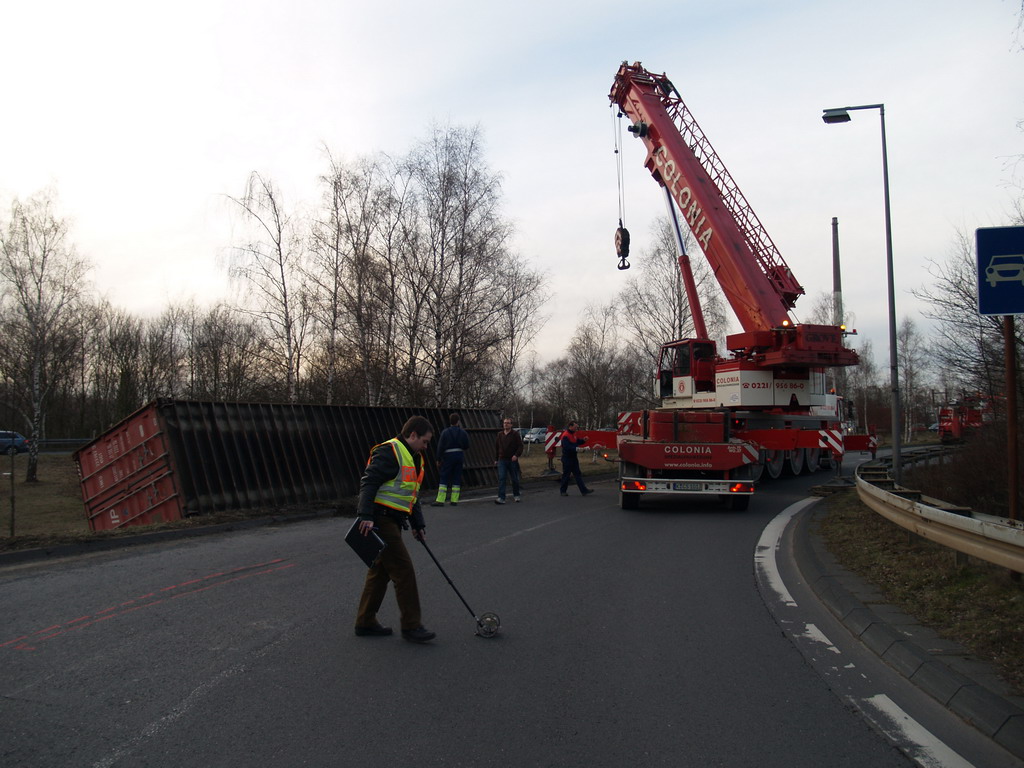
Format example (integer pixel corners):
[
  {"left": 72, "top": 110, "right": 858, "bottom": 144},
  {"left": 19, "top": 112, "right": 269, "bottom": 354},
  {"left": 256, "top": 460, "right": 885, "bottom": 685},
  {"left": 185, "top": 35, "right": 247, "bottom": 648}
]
[{"left": 673, "top": 481, "right": 700, "bottom": 491}]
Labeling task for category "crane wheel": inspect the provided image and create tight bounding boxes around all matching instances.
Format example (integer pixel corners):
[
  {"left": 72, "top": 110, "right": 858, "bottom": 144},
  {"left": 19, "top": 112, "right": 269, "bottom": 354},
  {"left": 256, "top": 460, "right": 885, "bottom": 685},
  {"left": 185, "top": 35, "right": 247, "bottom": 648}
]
[
  {"left": 805, "top": 447, "right": 821, "bottom": 473},
  {"left": 786, "top": 449, "right": 805, "bottom": 476},
  {"left": 763, "top": 450, "right": 785, "bottom": 480}
]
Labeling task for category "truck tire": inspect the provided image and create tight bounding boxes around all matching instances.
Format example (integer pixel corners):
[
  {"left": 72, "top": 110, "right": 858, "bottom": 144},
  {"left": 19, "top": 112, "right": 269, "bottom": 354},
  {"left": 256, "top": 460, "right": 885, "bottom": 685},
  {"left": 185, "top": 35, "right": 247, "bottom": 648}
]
[
  {"left": 786, "top": 448, "right": 805, "bottom": 475},
  {"left": 763, "top": 450, "right": 785, "bottom": 480},
  {"left": 805, "top": 447, "right": 821, "bottom": 473}
]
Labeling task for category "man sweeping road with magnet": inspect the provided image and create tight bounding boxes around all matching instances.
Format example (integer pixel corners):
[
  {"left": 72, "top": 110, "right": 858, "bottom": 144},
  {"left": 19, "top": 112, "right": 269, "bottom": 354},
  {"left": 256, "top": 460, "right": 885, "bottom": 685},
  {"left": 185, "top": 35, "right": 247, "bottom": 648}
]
[{"left": 353, "top": 415, "right": 437, "bottom": 644}]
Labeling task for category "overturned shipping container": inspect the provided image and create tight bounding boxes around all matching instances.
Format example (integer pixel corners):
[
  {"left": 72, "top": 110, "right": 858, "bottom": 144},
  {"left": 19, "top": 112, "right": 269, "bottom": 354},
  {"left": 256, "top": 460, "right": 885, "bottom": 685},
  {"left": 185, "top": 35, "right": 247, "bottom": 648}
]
[{"left": 74, "top": 400, "right": 500, "bottom": 532}]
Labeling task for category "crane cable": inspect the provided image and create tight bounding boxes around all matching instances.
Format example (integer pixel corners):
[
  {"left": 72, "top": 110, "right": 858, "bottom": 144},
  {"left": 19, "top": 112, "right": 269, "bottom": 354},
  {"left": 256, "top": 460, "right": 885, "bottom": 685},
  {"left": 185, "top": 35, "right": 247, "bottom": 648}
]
[{"left": 611, "top": 106, "right": 630, "bottom": 270}]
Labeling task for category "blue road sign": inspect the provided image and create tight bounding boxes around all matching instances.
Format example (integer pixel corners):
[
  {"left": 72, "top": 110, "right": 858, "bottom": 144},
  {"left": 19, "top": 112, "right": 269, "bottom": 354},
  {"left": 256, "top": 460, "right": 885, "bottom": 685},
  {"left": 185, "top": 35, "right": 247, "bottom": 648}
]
[{"left": 977, "top": 226, "right": 1024, "bottom": 316}]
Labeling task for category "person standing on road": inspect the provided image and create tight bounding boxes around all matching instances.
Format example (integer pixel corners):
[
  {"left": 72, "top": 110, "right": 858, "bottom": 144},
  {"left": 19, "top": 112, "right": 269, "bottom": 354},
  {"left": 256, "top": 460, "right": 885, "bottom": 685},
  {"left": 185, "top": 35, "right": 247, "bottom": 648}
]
[
  {"left": 353, "top": 415, "right": 436, "bottom": 644},
  {"left": 432, "top": 412, "right": 470, "bottom": 507},
  {"left": 559, "top": 421, "right": 594, "bottom": 497},
  {"left": 494, "top": 417, "right": 523, "bottom": 504}
]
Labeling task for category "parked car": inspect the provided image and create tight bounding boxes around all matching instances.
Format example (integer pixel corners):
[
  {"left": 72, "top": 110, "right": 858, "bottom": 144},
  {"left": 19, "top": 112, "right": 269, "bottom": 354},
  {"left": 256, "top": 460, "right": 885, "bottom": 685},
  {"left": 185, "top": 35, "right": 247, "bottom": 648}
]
[
  {"left": 1, "top": 431, "right": 29, "bottom": 455},
  {"left": 524, "top": 427, "right": 547, "bottom": 444}
]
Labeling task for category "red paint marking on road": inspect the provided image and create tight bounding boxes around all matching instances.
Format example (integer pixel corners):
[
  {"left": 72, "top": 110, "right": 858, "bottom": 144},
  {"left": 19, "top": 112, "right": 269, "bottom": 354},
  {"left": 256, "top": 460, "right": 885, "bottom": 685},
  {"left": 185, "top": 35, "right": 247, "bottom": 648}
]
[
  {"left": 170, "top": 562, "right": 296, "bottom": 599},
  {"left": 4, "top": 559, "right": 295, "bottom": 651},
  {"left": 34, "top": 601, "right": 165, "bottom": 644}
]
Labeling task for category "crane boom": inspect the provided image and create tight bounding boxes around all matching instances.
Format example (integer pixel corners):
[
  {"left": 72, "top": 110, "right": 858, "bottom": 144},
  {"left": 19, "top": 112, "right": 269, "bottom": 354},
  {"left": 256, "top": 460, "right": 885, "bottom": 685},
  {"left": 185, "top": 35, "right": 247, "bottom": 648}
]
[
  {"left": 609, "top": 62, "right": 874, "bottom": 513},
  {"left": 610, "top": 61, "right": 857, "bottom": 368}
]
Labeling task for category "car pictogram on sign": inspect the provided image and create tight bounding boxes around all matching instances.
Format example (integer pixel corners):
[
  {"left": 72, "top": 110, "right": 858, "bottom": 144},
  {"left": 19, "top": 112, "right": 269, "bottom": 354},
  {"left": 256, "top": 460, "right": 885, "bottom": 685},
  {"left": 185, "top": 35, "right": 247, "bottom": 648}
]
[{"left": 985, "top": 253, "right": 1024, "bottom": 287}]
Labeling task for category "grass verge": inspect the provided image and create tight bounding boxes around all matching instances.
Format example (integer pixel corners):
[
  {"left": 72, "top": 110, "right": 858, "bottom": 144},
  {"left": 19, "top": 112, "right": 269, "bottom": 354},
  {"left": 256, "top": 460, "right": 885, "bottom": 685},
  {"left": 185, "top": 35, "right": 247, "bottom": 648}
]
[{"left": 818, "top": 487, "right": 1024, "bottom": 695}]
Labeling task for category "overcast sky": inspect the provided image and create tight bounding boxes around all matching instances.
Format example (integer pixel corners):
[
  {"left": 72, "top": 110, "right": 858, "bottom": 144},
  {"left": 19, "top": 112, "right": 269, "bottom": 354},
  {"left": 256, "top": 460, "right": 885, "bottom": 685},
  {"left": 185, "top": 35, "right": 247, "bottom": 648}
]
[{"left": 3, "top": 0, "right": 1022, "bottom": 367}]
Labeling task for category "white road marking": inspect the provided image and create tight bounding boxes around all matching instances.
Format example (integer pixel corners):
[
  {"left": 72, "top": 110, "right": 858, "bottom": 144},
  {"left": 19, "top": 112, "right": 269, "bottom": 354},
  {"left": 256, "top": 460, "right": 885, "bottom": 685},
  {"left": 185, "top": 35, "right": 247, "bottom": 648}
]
[
  {"left": 759, "top": 502, "right": 976, "bottom": 768},
  {"left": 797, "top": 622, "right": 842, "bottom": 654},
  {"left": 861, "top": 694, "right": 975, "bottom": 768},
  {"left": 753, "top": 497, "right": 817, "bottom": 607}
]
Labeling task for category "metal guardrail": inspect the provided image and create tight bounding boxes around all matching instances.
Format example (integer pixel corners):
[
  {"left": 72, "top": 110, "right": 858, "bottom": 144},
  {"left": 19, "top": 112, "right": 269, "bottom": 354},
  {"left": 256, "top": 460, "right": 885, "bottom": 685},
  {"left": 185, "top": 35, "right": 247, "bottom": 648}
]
[{"left": 855, "top": 449, "right": 1024, "bottom": 573}]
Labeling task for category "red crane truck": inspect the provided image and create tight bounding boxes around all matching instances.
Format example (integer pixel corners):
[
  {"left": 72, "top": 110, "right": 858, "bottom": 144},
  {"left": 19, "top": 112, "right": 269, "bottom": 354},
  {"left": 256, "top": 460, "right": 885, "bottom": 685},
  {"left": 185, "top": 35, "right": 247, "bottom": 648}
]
[{"left": 609, "top": 61, "right": 873, "bottom": 511}]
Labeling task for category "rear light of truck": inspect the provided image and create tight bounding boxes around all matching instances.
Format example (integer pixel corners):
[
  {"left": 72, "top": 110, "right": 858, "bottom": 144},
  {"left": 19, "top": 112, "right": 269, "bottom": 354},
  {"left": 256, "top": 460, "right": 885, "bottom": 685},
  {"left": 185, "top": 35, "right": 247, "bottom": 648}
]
[{"left": 622, "top": 480, "right": 647, "bottom": 491}]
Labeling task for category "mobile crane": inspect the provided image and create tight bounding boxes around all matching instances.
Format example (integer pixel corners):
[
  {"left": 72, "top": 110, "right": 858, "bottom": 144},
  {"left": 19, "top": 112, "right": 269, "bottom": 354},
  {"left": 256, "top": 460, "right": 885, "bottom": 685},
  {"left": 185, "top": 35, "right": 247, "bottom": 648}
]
[{"left": 610, "top": 61, "right": 872, "bottom": 510}]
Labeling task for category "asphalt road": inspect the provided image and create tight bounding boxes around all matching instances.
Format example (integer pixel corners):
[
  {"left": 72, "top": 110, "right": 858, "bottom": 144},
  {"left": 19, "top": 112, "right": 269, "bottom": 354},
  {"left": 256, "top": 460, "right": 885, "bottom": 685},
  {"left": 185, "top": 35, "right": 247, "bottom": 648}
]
[{"left": 2, "top": 472, "right": 928, "bottom": 767}]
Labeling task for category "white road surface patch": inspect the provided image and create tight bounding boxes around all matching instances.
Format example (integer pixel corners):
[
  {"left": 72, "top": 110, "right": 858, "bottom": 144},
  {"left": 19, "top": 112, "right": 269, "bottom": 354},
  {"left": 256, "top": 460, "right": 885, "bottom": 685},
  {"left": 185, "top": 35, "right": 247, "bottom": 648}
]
[
  {"left": 753, "top": 497, "right": 817, "bottom": 608},
  {"left": 797, "top": 622, "right": 842, "bottom": 654},
  {"left": 861, "top": 695, "right": 975, "bottom": 768}
]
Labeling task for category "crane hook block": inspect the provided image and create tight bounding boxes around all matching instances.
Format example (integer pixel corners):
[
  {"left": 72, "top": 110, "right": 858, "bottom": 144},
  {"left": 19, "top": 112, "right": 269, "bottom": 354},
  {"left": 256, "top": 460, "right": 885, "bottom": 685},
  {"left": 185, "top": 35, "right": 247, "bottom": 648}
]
[{"left": 614, "top": 226, "right": 631, "bottom": 270}]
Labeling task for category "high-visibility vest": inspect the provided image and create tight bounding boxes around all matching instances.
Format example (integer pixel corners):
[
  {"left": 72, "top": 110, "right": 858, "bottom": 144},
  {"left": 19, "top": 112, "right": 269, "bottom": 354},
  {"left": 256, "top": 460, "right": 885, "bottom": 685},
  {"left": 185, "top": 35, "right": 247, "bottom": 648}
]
[{"left": 370, "top": 438, "right": 423, "bottom": 515}]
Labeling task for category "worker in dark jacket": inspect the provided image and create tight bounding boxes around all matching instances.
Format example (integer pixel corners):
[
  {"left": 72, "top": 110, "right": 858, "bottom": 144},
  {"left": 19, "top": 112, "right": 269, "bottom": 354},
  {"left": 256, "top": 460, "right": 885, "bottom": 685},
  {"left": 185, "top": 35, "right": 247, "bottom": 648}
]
[
  {"left": 354, "top": 415, "right": 436, "bottom": 643},
  {"left": 494, "top": 417, "right": 524, "bottom": 504},
  {"left": 559, "top": 421, "right": 594, "bottom": 497},
  {"left": 432, "top": 412, "right": 470, "bottom": 506}
]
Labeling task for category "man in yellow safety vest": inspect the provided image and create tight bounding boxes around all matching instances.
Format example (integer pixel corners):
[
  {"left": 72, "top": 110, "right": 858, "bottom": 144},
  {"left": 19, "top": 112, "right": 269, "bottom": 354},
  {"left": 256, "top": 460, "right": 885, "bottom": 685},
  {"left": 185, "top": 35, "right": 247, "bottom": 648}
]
[{"left": 353, "top": 415, "right": 436, "bottom": 643}]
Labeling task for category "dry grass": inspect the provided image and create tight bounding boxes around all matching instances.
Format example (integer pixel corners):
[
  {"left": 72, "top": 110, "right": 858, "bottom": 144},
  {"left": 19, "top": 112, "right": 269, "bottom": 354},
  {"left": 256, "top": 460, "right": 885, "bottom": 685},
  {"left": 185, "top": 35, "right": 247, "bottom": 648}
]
[
  {"left": 515, "top": 443, "right": 617, "bottom": 481},
  {"left": 0, "top": 452, "right": 88, "bottom": 540},
  {"left": 819, "top": 488, "right": 1024, "bottom": 694}
]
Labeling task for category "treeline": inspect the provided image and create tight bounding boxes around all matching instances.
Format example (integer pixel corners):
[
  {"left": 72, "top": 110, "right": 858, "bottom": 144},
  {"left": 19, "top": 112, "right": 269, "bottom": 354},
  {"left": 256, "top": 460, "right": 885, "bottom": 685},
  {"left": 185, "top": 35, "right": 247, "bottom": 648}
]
[
  {"left": 0, "top": 125, "right": 557, "bottom": 480},
  {"left": 3, "top": 119, "right": 1020, "bottom": 484}
]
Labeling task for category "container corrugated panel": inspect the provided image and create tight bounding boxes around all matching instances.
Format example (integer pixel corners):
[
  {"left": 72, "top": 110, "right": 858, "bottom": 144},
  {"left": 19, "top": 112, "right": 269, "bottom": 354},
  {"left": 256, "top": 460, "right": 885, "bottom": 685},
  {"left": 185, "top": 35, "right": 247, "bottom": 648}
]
[
  {"left": 74, "top": 402, "right": 185, "bottom": 531},
  {"left": 75, "top": 400, "right": 502, "bottom": 530}
]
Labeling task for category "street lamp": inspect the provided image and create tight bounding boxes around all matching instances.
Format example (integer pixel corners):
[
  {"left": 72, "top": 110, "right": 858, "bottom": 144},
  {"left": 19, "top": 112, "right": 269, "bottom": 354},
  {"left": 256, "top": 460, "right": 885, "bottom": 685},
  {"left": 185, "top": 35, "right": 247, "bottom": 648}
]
[{"left": 822, "top": 103, "right": 902, "bottom": 483}]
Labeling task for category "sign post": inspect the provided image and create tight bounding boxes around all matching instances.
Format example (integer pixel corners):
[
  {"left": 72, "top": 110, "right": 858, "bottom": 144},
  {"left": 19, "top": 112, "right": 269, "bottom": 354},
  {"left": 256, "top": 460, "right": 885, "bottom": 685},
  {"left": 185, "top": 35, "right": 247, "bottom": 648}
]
[{"left": 976, "top": 226, "right": 1024, "bottom": 522}]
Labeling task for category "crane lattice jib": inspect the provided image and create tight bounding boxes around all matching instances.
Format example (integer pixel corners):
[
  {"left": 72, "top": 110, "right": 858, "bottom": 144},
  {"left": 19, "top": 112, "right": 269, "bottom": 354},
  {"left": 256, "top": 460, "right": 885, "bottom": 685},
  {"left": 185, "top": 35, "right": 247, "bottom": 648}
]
[
  {"left": 610, "top": 62, "right": 805, "bottom": 332},
  {"left": 666, "top": 98, "right": 803, "bottom": 307}
]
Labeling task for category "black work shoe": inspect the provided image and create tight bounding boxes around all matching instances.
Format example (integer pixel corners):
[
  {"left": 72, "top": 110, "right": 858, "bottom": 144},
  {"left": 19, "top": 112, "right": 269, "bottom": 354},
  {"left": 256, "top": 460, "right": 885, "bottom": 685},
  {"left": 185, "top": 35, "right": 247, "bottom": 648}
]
[
  {"left": 402, "top": 626, "right": 436, "bottom": 643},
  {"left": 560, "top": 492, "right": 568, "bottom": 496},
  {"left": 354, "top": 624, "right": 393, "bottom": 637},
  {"left": 582, "top": 489, "right": 594, "bottom": 495},
  {"left": 449, "top": 501, "right": 458, "bottom": 506},
  {"left": 430, "top": 501, "right": 445, "bottom": 507}
]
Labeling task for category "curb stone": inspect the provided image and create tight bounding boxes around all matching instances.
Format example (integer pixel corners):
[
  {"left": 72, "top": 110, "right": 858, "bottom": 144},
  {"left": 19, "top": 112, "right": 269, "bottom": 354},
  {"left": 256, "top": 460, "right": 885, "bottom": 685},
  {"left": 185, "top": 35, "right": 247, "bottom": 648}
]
[{"left": 795, "top": 502, "right": 1024, "bottom": 759}]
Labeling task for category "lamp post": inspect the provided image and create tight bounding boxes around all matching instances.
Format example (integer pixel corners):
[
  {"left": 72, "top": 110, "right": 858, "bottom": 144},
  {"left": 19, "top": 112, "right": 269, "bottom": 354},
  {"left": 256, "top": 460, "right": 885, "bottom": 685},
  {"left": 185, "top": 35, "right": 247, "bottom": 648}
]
[{"left": 822, "top": 104, "right": 901, "bottom": 483}]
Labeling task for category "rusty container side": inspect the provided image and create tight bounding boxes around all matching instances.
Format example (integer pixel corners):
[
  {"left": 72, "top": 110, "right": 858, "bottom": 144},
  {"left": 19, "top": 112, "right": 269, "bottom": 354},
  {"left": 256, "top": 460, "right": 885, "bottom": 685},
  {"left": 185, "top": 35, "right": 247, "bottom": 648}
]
[
  {"left": 73, "top": 403, "right": 185, "bottom": 532},
  {"left": 75, "top": 400, "right": 502, "bottom": 528}
]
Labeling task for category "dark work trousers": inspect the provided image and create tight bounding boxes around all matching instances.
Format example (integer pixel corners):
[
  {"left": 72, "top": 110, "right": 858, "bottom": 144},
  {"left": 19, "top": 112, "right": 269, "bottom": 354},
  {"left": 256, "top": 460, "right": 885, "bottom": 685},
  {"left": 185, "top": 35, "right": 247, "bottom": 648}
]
[
  {"left": 355, "top": 515, "right": 422, "bottom": 631},
  {"left": 560, "top": 455, "right": 589, "bottom": 494}
]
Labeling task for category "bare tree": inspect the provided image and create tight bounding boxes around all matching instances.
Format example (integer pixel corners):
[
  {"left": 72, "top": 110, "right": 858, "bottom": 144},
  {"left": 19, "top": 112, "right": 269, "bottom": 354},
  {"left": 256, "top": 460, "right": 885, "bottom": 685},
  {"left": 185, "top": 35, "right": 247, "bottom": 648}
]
[
  {"left": 561, "top": 306, "right": 630, "bottom": 427},
  {"left": 406, "top": 124, "right": 544, "bottom": 407},
  {"left": 897, "top": 316, "right": 932, "bottom": 440},
  {"left": 227, "top": 172, "right": 311, "bottom": 402},
  {"left": 0, "top": 191, "right": 89, "bottom": 481},
  {"left": 617, "top": 217, "right": 728, "bottom": 356},
  {"left": 308, "top": 152, "right": 414, "bottom": 405},
  {"left": 914, "top": 229, "right": 1013, "bottom": 405},
  {"left": 182, "top": 302, "right": 266, "bottom": 401},
  {"left": 846, "top": 338, "right": 880, "bottom": 432}
]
